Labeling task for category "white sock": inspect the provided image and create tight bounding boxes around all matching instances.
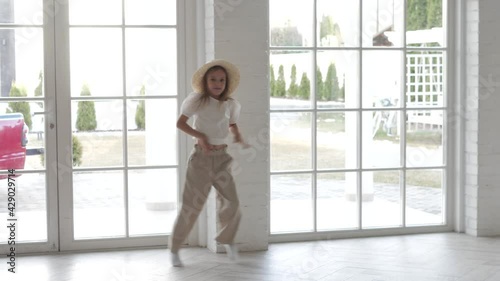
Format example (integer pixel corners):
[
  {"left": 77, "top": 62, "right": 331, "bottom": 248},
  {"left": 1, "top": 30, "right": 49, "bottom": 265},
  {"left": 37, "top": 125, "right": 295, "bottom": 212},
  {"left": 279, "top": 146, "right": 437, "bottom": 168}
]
[
  {"left": 224, "top": 244, "right": 239, "bottom": 260},
  {"left": 171, "top": 252, "right": 183, "bottom": 267}
]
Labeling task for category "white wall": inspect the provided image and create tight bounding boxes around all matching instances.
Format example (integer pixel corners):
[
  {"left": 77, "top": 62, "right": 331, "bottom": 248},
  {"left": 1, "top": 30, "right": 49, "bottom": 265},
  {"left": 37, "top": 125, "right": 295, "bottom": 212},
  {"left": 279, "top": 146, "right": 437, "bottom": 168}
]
[
  {"left": 204, "top": 0, "right": 269, "bottom": 252},
  {"left": 465, "top": 0, "right": 500, "bottom": 236}
]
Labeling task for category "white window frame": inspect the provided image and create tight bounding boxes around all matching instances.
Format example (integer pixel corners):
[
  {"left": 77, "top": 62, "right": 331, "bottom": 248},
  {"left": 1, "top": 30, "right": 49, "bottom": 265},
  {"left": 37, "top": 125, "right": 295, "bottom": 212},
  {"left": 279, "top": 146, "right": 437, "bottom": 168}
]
[{"left": 269, "top": 0, "right": 457, "bottom": 242}]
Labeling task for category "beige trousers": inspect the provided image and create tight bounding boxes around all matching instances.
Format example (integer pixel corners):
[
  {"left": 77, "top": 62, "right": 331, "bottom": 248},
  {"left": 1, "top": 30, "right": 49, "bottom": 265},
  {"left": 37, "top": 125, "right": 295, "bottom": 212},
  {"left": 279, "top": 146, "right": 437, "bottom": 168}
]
[{"left": 170, "top": 145, "right": 241, "bottom": 253}]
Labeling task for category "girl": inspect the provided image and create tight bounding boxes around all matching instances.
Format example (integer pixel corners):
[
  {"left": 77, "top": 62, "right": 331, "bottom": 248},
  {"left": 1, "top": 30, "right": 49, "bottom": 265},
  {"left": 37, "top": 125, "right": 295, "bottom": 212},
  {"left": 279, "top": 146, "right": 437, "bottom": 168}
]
[{"left": 170, "top": 59, "right": 247, "bottom": 267}]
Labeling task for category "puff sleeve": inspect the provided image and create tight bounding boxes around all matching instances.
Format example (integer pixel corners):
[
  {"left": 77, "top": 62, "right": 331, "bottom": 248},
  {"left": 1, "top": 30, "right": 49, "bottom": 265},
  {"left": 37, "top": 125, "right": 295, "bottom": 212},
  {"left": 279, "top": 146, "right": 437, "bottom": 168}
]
[{"left": 180, "top": 92, "right": 199, "bottom": 117}]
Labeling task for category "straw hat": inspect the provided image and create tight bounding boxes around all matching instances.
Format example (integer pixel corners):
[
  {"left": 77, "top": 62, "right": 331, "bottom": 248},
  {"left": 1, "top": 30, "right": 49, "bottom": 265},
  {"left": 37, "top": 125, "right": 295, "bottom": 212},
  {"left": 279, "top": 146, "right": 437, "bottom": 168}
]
[{"left": 191, "top": 59, "right": 240, "bottom": 96}]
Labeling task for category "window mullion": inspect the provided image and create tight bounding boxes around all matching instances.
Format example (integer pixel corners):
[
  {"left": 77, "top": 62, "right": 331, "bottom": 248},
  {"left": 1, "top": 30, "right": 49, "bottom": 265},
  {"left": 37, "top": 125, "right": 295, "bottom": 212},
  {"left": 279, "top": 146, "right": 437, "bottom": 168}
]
[
  {"left": 312, "top": 0, "right": 318, "bottom": 233},
  {"left": 401, "top": 0, "right": 408, "bottom": 228},
  {"left": 119, "top": 0, "right": 131, "bottom": 238},
  {"left": 357, "top": 0, "right": 363, "bottom": 230}
]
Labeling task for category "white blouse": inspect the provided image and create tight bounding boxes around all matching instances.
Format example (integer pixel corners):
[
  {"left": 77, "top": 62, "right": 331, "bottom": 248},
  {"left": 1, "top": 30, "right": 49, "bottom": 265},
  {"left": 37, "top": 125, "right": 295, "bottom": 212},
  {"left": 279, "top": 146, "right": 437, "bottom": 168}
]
[{"left": 180, "top": 92, "right": 241, "bottom": 145}]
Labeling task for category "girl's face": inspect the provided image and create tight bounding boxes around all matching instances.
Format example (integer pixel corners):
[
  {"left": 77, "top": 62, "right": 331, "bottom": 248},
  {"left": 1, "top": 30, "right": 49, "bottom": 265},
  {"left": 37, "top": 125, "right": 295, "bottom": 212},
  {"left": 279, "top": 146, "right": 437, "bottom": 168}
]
[{"left": 206, "top": 69, "right": 227, "bottom": 99}]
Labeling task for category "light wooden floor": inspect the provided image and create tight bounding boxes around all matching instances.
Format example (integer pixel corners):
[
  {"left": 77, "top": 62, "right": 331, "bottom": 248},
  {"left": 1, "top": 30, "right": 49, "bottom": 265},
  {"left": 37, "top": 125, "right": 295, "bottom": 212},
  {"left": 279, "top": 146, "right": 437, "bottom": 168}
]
[{"left": 3, "top": 233, "right": 500, "bottom": 281}]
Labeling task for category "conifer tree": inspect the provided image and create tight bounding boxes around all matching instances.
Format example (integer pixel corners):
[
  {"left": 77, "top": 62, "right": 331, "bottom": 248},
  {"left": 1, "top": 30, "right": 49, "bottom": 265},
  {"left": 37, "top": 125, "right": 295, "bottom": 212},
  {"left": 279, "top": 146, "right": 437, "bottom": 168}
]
[
  {"left": 324, "top": 63, "right": 340, "bottom": 101},
  {"left": 76, "top": 84, "right": 97, "bottom": 131},
  {"left": 298, "top": 72, "right": 311, "bottom": 100},
  {"left": 288, "top": 64, "right": 299, "bottom": 98},
  {"left": 276, "top": 65, "right": 286, "bottom": 97}
]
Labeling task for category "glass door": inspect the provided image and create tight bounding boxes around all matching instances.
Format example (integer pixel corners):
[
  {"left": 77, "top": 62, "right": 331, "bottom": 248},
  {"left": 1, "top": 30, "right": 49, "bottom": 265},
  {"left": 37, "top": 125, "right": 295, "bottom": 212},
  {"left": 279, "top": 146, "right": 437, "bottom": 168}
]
[
  {"left": 0, "top": 0, "right": 59, "bottom": 254},
  {"left": 0, "top": 0, "right": 183, "bottom": 254},
  {"left": 57, "top": 0, "right": 181, "bottom": 251}
]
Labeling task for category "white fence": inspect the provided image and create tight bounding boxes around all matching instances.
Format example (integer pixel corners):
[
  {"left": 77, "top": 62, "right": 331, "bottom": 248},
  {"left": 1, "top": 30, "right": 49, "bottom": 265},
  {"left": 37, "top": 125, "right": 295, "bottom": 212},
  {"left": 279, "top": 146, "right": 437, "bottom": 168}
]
[{"left": 406, "top": 52, "right": 444, "bottom": 131}]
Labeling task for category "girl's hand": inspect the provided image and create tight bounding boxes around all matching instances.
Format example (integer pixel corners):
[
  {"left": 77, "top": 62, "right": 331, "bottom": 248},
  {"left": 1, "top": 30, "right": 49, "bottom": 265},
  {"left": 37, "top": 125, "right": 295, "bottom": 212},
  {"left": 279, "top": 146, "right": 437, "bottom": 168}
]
[
  {"left": 177, "top": 115, "right": 213, "bottom": 153},
  {"left": 230, "top": 124, "right": 251, "bottom": 149},
  {"left": 197, "top": 135, "right": 213, "bottom": 153}
]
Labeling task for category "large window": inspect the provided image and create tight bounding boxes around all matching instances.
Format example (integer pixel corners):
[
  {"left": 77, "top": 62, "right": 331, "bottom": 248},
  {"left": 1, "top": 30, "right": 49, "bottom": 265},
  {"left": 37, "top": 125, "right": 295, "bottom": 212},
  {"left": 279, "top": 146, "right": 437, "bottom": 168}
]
[{"left": 270, "top": 0, "right": 448, "bottom": 234}]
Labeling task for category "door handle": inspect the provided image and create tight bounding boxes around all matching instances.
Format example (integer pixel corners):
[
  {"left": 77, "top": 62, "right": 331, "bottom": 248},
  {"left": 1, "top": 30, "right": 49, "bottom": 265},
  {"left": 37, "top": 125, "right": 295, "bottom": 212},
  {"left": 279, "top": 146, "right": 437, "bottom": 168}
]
[{"left": 32, "top": 112, "right": 55, "bottom": 130}]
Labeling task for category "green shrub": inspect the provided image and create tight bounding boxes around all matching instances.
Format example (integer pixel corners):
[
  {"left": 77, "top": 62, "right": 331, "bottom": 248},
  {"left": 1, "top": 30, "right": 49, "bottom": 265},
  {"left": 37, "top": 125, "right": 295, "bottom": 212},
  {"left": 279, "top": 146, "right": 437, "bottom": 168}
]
[
  {"left": 7, "top": 83, "right": 32, "bottom": 130},
  {"left": 40, "top": 135, "right": 83, "bottom": 167},
  {"left": 72, "top": 135, "right": 83, "bottom": 166}
]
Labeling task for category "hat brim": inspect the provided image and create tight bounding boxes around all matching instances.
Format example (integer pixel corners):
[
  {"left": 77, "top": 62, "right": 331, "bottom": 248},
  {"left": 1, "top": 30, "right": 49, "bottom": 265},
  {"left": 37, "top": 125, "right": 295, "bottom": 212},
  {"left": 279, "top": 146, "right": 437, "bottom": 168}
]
[{"left": 191, "top": 59, "right": 240, "bottom": 96}]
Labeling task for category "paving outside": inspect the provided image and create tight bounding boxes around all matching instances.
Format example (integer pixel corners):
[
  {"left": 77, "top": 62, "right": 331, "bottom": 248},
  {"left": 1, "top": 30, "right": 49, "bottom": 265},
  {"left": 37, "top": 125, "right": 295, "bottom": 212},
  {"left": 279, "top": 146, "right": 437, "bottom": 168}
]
[{"left": 0, "top": 171, "right": 443, "bottom": 243}]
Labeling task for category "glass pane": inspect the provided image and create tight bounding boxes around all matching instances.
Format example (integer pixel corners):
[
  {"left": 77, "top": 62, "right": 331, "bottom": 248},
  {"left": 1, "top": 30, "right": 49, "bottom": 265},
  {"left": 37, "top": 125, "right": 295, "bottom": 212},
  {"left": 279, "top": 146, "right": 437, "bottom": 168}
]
[
  {"left": 317, "top": 172, "right": 358, "bottom": 230},
  {"left": 271, "top": 174, "right": 313, "bottom": 233},
  {"left": 70, "top": 28, "right": 123, "bottom": 97},
  {"left": 362, "top": 0, "right": 404, "bottom": 47},
  {"left": 125, "top": 0, "right": 176, "bottom": 25},
  {"left": 127, "top": 99, "right": 177, "bottom": 166},
  {"left": 270, "top": 50, "right": 313, "bottom": 110},
  {"left": 74, "top": 171, "right": 125, "bottom": 239},
  {"left": 271, "top": 112, "right": 312, "bottom": 171},
  {"left": 362, "top": 170, "right": 401, "bottom": 228},
  {"left": 0, "top": 101, "right": 45, "bottom": 171},
  {"left": 362, "top": 51, "right": 403, "bottom": 108},
  {"left": 71, "top": 100, "right": 123, "bottom": 167},
  {"left": 406, "top": 169, "right": 444, "bottom": 225},
  {"left": 0, "top": 172, "right": 47, "bottom": 242},
  {"left": 317, "top": 112, "right": 358, "bottom": 170},
  {"left": 128, "top": 169, "right": 178, "bottom": 236},
  {"left": 406, "top": 51, "right": 444, "bottom": 107},
  {"left": 0, "top": 0, "right": 43, "bottom": 25},
  {"left": 0, "top": 28, "right": 44, "bottom": 98},
  {"left": 370, "top": 109, "right": 400, "bottom": 140},
  {"left": 317, "top": 51, "right": 359, "bottom": 109},
  {"left": 69, "top": 0, "right": 122, "bottom": 25},
  {"left": 406, "top": 0, "right": 444, "bottom": 47},
  {"left": 125, "top": 28, "right": 177, "bottom": 96},
  {"left": 317, "top": 0, "right": 360, "bottom": 47},
  {"left": 270, "top": 0, "right": 313, "bottom": 47},
  {"left": 363, "top": 111, "right": 401, "bottom": 168},
  {"left": 27, "top": 101, "right": 45, "bottom": 169},
  {"left": 406, "top": 110, "right": 443, "bottom": 167}
]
